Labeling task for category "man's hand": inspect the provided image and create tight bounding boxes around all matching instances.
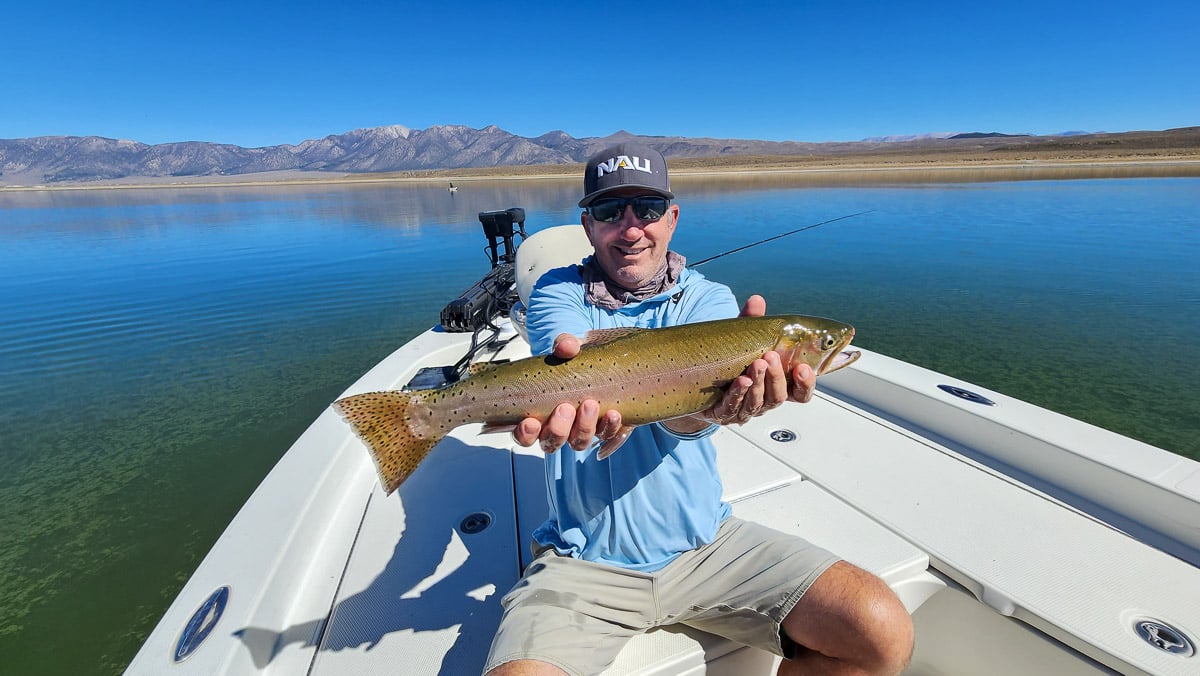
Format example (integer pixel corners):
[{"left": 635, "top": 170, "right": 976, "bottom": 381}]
[
  {"left": 736, "top": 294, "right": 816, "bottom": 405},
  {"left": 667, "top": 295, "right": 816, "bottom": 432},
  {"left": 512, "top": 333, "right": 623, "bottom": 454}
]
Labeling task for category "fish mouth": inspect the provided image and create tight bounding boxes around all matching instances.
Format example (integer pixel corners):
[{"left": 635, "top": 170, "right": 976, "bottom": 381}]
[
  {"left": 817, "top": 330, "right": 860, "bottom": 375},
  {"left": 820, "top": 349, "right": 861, "bottom": 375}
]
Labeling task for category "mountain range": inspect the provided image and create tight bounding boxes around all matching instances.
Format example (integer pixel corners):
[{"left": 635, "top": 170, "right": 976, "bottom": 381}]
[
  {"left": 0, "top": 125, "right": 854, "bottom": 185},
  {"left": 0, "top": 124, "right": 1192, "bottom": 185}
]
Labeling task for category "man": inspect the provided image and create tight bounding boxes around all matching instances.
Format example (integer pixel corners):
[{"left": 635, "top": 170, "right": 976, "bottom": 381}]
[{"left": 484, "top": 142, "right": 913, "bottom": 675}]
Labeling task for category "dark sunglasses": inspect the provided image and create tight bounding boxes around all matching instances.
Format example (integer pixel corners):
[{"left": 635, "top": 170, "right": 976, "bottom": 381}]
[{"left": 586, "top": 195, "right": 671, "bottom": 223}]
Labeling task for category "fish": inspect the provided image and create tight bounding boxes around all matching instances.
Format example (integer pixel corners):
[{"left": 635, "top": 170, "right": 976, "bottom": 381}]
[{"left": 333, "top": 314, "right": 859, "bottom": 494}]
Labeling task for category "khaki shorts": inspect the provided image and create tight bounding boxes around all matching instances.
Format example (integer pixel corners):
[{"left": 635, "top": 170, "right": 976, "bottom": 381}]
[{"left": 484, "top": 517, "right": 840, "bottom": 675}]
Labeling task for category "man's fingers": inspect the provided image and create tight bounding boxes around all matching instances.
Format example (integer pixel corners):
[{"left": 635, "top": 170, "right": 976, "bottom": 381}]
[
  {"left": 513, "top": 418, "right": 542, "bottom": 447},
  {"left": 791, "top": 363, "right": 816, "bottom": 403},
  {"left": 596, "top": 409, "right": 623, "bottom": 441},
  {"left": 708, "top": 374, "right": 752, "bottom": 423},
  {"left": 739, "top": 359, "right": 768, "bottom": 422},
  {"left": 569, "top": 400, "right": 599, "bottom": 451},
  {"left": 739, "top": 294, "right": 766, "bottom": 318},
  {"left": 706, "top": 351, "right": 795, "bottom": 426},
  {"left": 761, "top": 351, "right": 788, "bottom": 409},
  {"left": 540, "top": 402, "right": 576, "bottom": 454},
  {"left": 553, "top": 333, "right": 581, "bottom": 359}
]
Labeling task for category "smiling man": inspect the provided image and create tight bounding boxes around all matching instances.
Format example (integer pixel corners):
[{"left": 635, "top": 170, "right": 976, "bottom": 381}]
[{"left": 484, "top": 142, "right": 913, "bottom": 676}]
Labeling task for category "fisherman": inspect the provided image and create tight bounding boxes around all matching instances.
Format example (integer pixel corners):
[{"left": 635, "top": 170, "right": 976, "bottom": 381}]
[{"left": 484, "top": 142, "right": 914, "bottom": 675}]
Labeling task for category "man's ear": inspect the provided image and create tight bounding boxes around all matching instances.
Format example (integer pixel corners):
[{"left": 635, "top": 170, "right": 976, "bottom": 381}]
[
  {"left": 581, "top": 212, "right": 600, "bottom": 247},
  {"left": 666, "top": 203, "right": 680, "bottom": 235}
]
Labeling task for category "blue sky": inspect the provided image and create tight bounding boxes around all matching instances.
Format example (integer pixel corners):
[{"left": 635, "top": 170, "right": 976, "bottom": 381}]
[{"left": 5, "top": 1, "right": 1197, "bottom": 147}]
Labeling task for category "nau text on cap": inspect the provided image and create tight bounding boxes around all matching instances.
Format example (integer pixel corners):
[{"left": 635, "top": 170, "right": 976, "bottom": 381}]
[{"left": 596, "top": 155, "right": 652, "bottom": 177}]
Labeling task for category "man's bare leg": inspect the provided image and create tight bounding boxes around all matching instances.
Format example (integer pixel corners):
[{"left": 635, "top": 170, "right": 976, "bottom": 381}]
[{"left": 777, "top": 561, "right": 914, "bottom": 675}]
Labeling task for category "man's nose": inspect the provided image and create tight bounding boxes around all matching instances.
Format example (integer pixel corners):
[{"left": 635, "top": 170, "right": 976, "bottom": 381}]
[{"left": 617, "top": 206, "right": 644, "bottom": 237}]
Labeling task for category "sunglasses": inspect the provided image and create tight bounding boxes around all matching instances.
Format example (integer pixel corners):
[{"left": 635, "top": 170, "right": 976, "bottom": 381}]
[{"left": 586, "top": 195, "right": 671, "bottom": 223}]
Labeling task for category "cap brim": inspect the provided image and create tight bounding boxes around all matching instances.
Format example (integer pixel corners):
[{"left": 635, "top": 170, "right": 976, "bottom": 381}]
[{"left": 578, "top": 185, "right": 675, "bottom": 208}]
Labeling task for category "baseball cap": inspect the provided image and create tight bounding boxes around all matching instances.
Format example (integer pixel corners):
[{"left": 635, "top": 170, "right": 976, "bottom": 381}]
[{"left": 578, "top": 142, "right": 675, "bottom": 207}]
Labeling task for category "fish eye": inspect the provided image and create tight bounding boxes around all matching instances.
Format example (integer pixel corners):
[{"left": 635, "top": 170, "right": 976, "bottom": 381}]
[{"left": 822, "top": 334, "right": 837, "bottom": 350}]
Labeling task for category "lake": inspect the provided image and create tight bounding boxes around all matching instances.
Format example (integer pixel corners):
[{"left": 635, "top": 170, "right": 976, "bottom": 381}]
[{"left": 1, "top": 174, "right": 1198, "bottom": 673}]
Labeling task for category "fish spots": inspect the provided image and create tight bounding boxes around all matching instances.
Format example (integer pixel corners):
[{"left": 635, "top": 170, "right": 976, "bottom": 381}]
[{"left": 336, "top": 315, "right": 856, "bottom": 493}]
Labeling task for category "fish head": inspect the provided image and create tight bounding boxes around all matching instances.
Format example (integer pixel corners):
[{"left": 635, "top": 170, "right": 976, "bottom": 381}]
[{"left": 773, "top": 316, "right": 861, "bottom": 376}]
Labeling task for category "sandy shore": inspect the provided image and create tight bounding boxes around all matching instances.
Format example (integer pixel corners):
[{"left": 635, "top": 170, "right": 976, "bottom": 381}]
[{"left": 4, "top": 155, "right": 1199, "bottom": 192}]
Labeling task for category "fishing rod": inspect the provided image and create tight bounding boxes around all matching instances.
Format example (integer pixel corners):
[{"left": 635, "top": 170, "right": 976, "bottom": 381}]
[{"left": 689, "top": 210, "right": 874, "bottom": 267}]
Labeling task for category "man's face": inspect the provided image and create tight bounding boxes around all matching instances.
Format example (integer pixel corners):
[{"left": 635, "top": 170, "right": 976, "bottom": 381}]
[{"left": 582, "top": 190, "right": 680, "bottom": 291}]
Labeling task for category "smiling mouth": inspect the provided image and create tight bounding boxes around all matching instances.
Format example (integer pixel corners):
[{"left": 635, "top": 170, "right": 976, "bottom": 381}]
[{"left": 615, "top": 246, "right": 648, "bottom": 256}]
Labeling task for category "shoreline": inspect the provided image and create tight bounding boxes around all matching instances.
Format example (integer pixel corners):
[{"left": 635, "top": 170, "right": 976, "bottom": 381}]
[{"left": 3, "top": 156, "right": 1200, "bottom": 192}]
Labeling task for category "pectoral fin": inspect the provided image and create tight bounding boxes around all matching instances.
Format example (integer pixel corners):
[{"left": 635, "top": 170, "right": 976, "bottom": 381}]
[
  {"left": 480, "top": 422, "right": 518, "bottom": 435},
  {"left": 596, "top": 424, "right": 637, "bottom": 460}
]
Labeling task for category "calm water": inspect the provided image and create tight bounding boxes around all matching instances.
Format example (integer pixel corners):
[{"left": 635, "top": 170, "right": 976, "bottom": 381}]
[{"left": 1, "top": 176, "right": 1198, "bottom": 673}]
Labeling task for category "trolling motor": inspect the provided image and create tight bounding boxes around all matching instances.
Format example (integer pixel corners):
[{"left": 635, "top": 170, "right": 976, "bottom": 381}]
[
  {"left": 439, "top": 207, "right": 527, "bottom": 333},
  {"left": 479, "top": 207, "right": 527, "bottom": 268}
]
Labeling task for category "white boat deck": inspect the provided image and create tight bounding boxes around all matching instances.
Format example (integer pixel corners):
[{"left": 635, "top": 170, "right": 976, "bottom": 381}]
[{"left": 735, "top": 390, "right": 1200, "bottom": 675}]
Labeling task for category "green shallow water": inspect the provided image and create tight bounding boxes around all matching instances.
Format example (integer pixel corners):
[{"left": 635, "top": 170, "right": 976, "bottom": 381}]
[{"left": 0, "top": 176, "right": 1197, "bottom": 673}]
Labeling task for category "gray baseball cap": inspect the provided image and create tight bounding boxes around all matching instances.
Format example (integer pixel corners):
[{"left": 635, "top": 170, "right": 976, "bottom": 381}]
[{"left": 578, "top": 142, "right": 675, "bottom": 207}]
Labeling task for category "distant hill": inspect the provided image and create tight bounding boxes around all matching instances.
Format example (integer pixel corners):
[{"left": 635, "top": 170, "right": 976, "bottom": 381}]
[
  {"left": 862, "top": 132, "right": 958, "bottom": 142},
  {"left": 948, "top": 132, "right": 1032, "bottom": 139},
  {"left": 1, "top": 125, "right": 1197, "bottom": 185}
]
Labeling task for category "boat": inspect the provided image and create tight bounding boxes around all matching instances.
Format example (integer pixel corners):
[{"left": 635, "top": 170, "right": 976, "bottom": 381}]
[{"left": 127, "top": 207, "right": 1200, "bottom": 675}]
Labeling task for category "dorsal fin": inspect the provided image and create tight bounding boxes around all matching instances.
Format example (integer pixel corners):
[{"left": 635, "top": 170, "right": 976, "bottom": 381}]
[{"left": 581, "top": 327, "right": 644, "bottom": 347}]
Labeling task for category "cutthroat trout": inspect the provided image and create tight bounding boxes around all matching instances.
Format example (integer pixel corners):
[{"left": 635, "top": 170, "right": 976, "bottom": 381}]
[{"left": 334, "top": 315, "right": 858, "bottom": 494}]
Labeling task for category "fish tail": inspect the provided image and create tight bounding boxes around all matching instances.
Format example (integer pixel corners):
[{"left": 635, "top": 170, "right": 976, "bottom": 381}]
[{"left": 332, "top": 391, "right": 442, "bottom": 494}]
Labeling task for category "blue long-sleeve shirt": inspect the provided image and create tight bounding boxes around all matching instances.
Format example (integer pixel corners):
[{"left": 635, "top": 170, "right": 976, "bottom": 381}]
[{"left": 526, "top": 259, "right": 740, "bottom": 572}]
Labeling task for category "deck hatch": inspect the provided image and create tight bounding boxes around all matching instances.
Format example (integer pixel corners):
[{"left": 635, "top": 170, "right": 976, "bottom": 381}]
[
  {"left": 937, "top": 384, "right": 996, "bottom": 406},
  {"left": 459, "top": 511, "right": 494, "bottom": 534},
  {"left": 1134, "top": 618, "right": 1195, "bottom": 657},
  {"left": 769, "top": 429, "right": 797, "bottom": 443},
  {"left": 173, "top": 585, "right": 229, "bottom": 662}
]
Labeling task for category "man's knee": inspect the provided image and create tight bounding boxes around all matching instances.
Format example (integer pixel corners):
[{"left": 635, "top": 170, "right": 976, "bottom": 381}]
[
  {"left": 857, "top": 580, "right": 914, "bottom": 672},
  {"left": 783, "top": 561, "right": 914, "bottom": 674},
  {"left": 485, "top": 659, "right": 568, "bottom": 676}
]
